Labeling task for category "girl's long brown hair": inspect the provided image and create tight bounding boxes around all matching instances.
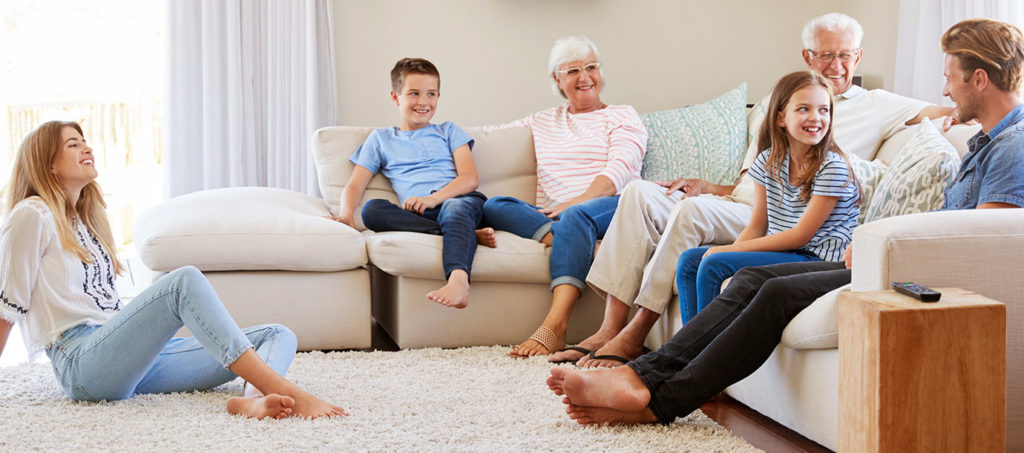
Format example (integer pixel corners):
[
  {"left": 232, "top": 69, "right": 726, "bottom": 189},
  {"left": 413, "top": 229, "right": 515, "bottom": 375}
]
[
  {"left": 4, "top": 121, "right": 123, "bottom": 275},
  {"left": 756, "top": 70, "right": 856, "bottom": 203}
]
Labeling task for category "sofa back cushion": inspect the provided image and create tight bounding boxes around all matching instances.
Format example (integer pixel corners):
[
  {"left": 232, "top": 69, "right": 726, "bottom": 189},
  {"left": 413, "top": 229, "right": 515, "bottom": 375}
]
[{"left": 311, "top": 125, "right": 536, "bottom": 229}]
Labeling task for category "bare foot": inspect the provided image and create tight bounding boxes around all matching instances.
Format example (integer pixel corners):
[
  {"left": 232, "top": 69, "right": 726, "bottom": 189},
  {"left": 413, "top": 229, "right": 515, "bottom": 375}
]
[
  {"left": 510, "top": 325, "right": 564, "bottom": 358},
  {"left": 577, "top": 333, "right": 645, "bottom": 368},
  {"left": 476, "top": 227, "right": 497, "bottom": 248},
  {"left": 427, "top": 274, "right": 470, "bottom": 309},
  {"left": 289, "top": 387, "right": 349, "bottom": 419},
  {"left": 566, "top": 403, "right": 658, "bottom": 426},
  {"left": 227, "top": 394, "right": 295, "bottom": 420},
  {"left": 509, "top": 338, "right": 553, "bottom": 358},
  {"left": 547, "top": 366, "right": 569, "bottom": 396},
  {"left": 557, "top": 365, "right": 651, "bottom": 412}
]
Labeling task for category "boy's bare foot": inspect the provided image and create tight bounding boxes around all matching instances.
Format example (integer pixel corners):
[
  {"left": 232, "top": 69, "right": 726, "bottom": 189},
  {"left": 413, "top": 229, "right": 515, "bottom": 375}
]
[
  {"left": 227, "top": 394, "right": 295, "bottom": 420},
  {"left": 576, "top": 334, "right": 645, "bottom": 368},
  {"left": 428, "top": 269, "right": 470, "bottom": 309},
  {"left": 475, "top": 227, "right": 497, "bottom": 248},
  {"left": 553, "top": 365, "right": 651, "bottom": 412},
  {"left": 427, "top": 278, "right": 470, "bottom": 309},
  {"left": 566, "top": 403, "right": 659, "bottom": 426}
]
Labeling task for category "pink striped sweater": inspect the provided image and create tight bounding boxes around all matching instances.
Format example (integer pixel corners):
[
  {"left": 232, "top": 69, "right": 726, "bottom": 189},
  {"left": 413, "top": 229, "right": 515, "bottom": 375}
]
[{"left": 503, "top": 104, "right": 647, "bottom": 208}]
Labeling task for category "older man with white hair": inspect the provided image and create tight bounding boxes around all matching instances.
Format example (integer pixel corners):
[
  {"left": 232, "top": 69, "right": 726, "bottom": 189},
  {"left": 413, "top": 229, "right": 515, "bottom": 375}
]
[{"left": 560, "top": 12, "right": 955, "bottom": 367}]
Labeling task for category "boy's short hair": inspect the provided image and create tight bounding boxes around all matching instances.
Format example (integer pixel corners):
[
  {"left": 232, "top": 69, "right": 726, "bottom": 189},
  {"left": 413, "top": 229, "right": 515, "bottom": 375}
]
[
  {"left": 942, "top": 19, "right": 1024, "bottom": 93},
  {"left": 390, "top": 58, "right": 440, "bottom": 92}
]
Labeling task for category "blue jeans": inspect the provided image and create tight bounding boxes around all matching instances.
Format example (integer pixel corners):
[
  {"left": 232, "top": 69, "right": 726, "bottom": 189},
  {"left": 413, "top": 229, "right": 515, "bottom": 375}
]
[
  {"left": 482, "top": 195, "right": 619, "bottom": 290},
  {"left": 675, "top": 247, "right": 819, "bottom": 323},
  {"left": 45, "top": 266, "right": 297, "bottom": 402},
  {"left": 361, "top": 191, "right": 486, "bottom": 281}
]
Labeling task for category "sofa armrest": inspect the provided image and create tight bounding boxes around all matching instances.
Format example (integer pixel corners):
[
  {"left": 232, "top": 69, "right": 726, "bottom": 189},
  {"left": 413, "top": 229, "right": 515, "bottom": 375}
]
[{"left": 851, "top": 209, "right": 1024, "bottom": 304}]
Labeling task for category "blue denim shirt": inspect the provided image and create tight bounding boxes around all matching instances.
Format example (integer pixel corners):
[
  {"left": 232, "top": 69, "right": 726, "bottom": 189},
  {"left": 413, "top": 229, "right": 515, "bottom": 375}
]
[{"left": 943, "top": 105, "right": 1024, "bottom": 209}]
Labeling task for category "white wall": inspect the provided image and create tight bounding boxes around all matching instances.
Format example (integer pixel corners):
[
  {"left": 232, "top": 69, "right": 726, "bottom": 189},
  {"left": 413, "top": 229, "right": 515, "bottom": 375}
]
[{"left": 333, "top": 0, "right": 909, "bottom": 127}]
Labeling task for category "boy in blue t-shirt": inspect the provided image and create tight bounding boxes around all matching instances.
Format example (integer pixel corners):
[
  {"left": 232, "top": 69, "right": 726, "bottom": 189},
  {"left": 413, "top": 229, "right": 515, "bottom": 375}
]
[{"left": 331, "top": 58, "right": 494, "bottom": 309}]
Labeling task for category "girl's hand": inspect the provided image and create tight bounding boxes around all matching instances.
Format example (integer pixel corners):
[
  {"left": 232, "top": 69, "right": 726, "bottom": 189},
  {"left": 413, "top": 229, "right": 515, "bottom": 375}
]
[
  {"left": 403, "top": 195, "right": 440, "bottom": 214},
  {"left": 703, "top": 245, "right": 731, "bottom": 258}
]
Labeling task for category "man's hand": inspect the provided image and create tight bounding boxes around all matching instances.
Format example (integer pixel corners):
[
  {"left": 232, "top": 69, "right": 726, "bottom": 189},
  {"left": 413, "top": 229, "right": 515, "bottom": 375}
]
[
  {"left": 403, "top": 195, "right": 441, "bottom": 214},
  {"left": 326, "top": 215, "right": 357, "bottom": 229},
  {"left": 842, "top": 244, "right": 853, "bottom": 269},
  {"left": 657, "top": 178, "right": 710, "bottom": 197},
  {"left": 941, "top": 108, "right": 980, "bottom": 132}
]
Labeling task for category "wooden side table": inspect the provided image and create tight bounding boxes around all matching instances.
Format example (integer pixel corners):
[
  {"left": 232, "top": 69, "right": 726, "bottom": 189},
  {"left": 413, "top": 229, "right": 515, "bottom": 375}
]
[{"left": 838, "top": 288, "right": 1005, "bottom": 452}]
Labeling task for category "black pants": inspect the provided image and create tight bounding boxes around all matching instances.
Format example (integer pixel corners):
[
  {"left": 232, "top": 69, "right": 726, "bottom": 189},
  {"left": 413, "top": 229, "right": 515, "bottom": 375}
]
[{"left": 628, "top": 260, "right": 851, "bottom": 423}]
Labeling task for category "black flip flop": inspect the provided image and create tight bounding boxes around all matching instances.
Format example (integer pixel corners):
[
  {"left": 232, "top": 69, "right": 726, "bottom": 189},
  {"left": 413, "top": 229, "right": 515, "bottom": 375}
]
[
  {"left": 585, "top": 351, "right": 631, "bottom": 365},
  {"left": 548, "top": 345, "right": 592, "bottom": 364}
]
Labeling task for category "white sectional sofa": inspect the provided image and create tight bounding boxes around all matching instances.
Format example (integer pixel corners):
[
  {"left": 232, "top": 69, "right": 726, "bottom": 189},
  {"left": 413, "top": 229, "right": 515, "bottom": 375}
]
[{"left": 134, "top": 109, "right": 1024, "bottom": 451}]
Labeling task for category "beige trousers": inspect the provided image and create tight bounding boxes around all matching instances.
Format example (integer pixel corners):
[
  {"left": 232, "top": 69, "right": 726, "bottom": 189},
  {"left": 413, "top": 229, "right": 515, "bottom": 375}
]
[{"left": 586, "top": 180, "right": 752, "bottom": 314}]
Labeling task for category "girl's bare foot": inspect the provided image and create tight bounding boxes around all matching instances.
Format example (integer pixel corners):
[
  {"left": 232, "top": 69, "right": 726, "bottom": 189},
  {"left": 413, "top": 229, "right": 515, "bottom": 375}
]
[
  {"left": 556, "top": 365, "right": 651, "bottom": 412},
  {"left": 566, "top": 403, "right": 658, "bottom": 426},
  {"left": 476, "top": 228, "right": 497, "bottom": 248},
  {"left": 288, "top": 386, "right": 349, "bottom": 419},
  {"left": 427, "top": 270, "right": 470, "bottom": 309},
  {"left": 227, "top": 394, "right": 295, "bottom": 420}
]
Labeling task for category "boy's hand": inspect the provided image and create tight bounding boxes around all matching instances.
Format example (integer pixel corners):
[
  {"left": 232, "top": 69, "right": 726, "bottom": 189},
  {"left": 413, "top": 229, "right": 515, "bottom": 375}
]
[
  {"left": 326, "top": 215, "right": 356, "bottom": 229},
  {"left": 403, "top": 195, "right": 440, "bottom": 214}
]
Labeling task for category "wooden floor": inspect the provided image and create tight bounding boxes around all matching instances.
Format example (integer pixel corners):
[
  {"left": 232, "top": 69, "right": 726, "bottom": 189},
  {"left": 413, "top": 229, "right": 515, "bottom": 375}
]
[
  {"left": 371, "top": 323, "right": 832, "bottom": 452},
  {"left": 701, "top": 394, "right": 832, "bottom": 453}
]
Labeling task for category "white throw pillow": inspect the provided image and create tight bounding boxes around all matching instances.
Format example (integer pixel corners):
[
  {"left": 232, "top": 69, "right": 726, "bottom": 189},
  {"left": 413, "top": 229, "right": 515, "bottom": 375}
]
[{"left": 863, "top": 119, "right": 961, "bottom": 223}]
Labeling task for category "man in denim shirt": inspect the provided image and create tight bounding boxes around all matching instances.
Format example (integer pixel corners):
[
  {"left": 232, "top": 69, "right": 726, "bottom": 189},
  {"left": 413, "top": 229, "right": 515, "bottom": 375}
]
[{"left": 544, "top": 18, "right": 1024, "bottom": 427}]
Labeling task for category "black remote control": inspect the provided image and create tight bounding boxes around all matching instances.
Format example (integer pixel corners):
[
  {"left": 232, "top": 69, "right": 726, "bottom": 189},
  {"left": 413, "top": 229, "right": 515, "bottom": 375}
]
[{"left": 892, "top": 281, "right": 941, "bottom": 302}]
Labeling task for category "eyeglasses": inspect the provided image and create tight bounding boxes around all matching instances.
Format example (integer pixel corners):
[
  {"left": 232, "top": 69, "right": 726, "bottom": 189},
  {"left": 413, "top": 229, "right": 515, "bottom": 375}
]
[
  {"left": 556, "top": 62, "right": 601, "bottom": 77},
  {"left": 808, "top": 50, "right": 860, "bottom": 63}
]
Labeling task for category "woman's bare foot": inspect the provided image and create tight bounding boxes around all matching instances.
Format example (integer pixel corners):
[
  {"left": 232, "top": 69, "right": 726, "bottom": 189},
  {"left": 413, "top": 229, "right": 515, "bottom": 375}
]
[
  {"left": 427, "top": 270, "right": 470, "bottom": 309},
  {"left": 510, "top": 324, "right": 564, "bottom": 358},
  {"left": 552, "top": 365, "right": 651, "bottom": 412},
  {"left": 476, "top": 228, "right": 497, "bottom": 248},
  {"left": 566, "top": 403, "right": 658, "bottom": 426},
  {"left": 227, "top": 394, "right": 295, "bottom": 420},
  {"left": 576, "top": 334, "right": 645, "bottom": 368}
]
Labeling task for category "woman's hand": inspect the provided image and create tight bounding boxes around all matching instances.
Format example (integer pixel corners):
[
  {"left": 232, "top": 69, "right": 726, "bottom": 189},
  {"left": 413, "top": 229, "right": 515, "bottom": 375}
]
[
  {"left": 842, "top": 244, "right": 853, "bottom": 269},
  {"left": 703, "top": 245, "right": 732, "bottom": 258},
  {"left": 538, "top": 202, "right": 572, "bottom": 219},
  {"left": 403, "top": 195, "right": 441, "bottom": 214}
]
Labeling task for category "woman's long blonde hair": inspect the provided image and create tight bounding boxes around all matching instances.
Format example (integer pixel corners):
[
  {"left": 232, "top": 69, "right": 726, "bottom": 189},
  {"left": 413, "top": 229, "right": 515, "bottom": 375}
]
[
  {"left": 5, "top": 121, "right": 123, "bottom": 275},
  {"left": 756, "top": 70, "right": 856, "bottom": 203}
]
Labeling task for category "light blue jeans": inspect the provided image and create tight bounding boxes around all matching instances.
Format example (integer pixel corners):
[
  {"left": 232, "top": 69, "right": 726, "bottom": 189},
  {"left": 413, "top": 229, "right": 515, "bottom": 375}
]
[
  {"left": 45, "top": 266, "right": 297, "bottom": 402},
  {"left": 482, "top": 195, "right": 620, "bottom": 290}
]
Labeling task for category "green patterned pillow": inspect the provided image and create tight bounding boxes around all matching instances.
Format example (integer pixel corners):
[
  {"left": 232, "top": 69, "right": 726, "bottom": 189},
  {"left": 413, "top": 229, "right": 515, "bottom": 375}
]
[
  {"left": 641, "top": 83, "right": 747, "bottom": 185},
  {"left": 846, "top": 152, "right": 888, "bottom": 224},
  {"left": 863, "top": 119, "right": 960, "bottom": 223}
]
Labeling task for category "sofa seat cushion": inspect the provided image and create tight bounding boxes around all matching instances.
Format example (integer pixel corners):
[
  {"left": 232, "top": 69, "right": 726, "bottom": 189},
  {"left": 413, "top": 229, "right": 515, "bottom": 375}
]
[
  {"left": 365, "top": 231, "right": 550, "bottom": 283},
  {"left": 780, "top": 284, "right": 849, "bottom": 350},
  {"left": 135, "top": 187, "right": 367, "bottom": 272}
]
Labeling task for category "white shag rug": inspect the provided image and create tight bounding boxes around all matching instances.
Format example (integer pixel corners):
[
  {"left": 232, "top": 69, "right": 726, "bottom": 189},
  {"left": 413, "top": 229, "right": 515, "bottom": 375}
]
[{"left": 0, "top": 346, "right": 761, "bottom": 452}]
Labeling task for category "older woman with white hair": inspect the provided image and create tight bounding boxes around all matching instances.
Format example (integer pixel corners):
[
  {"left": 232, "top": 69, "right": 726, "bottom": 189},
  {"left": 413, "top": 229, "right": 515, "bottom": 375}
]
[{"left": 483, "top": 35, "right": 647, "bottom": 358}]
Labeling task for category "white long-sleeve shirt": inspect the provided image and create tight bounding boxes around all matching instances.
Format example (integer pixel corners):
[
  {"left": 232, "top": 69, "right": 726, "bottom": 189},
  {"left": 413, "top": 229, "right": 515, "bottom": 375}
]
[
  {"left": 503, "top": 104, "right": 647, "bottom": 208},
  {"left": 0, "top": 198, "right": 120, "bottom": 358}
]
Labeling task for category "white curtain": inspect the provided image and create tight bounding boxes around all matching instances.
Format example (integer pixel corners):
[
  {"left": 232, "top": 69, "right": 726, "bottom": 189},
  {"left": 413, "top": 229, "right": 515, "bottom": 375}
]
[
  {"left": 165, "top": 0, "right": 337, "bottom": 197},
  {"left": 894, "top": 0, "right": 1024, "bottom": 105}
]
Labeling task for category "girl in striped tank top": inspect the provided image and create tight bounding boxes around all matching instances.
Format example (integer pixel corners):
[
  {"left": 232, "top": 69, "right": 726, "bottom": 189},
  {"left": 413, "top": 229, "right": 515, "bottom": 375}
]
[{"left": 675, "top": 71, "right": 859, "bottom": 323}]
